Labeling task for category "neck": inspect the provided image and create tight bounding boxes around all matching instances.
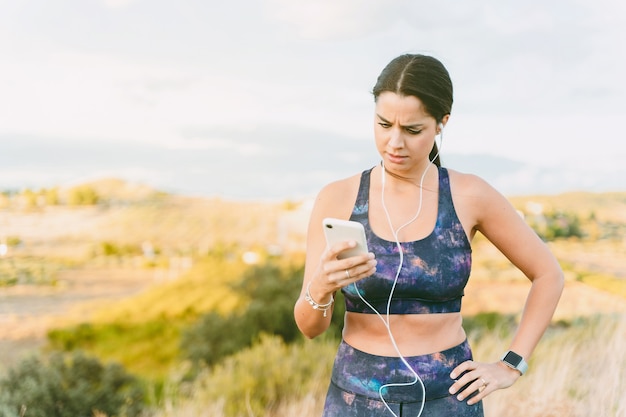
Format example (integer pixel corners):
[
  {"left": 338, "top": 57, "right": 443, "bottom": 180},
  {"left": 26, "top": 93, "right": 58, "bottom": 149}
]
[{"left": 380, "top": 161, "right": 437, "bottom": 191}]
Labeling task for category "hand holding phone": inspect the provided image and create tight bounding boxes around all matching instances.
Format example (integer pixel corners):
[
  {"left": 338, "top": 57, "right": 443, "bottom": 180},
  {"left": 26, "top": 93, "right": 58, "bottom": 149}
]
[{"left": 322, "top": 218, "right": 369, "bottom": 260}]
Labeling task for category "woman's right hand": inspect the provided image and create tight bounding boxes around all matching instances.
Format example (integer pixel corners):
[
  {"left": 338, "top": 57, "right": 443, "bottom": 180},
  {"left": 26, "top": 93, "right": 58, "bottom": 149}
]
[{"left": 312, "top": 240, "right": 377, "bottom": 297}]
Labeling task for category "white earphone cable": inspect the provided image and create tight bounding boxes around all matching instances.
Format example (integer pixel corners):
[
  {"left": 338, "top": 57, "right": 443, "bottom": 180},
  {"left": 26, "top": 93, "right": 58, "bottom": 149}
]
[{"left": 353, "top": 126, "right": 443, "bottom": 417}]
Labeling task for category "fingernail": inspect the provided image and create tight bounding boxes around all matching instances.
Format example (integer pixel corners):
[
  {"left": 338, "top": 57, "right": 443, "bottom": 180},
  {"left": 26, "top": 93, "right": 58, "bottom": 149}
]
[
  {"left": 457, "top": 394, "right": 464, "bottom": 401},
  {"left": 450, "top": 372, "right": 456, "bottom": 379},
  {"left": 449, "top": 387, "right": 456, "bottom": 394}
]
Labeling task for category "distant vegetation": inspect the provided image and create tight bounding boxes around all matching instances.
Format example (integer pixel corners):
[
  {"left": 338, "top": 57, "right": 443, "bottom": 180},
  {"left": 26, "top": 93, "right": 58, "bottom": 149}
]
[
  {"left": 0, "top": 178, "right": 167, "bottom": 209},
  {"left": 510, "top": 192, "right": 626, "bottom": 241},
  {"left": 0, "top": 255, "right": 73, "bottom": 287}
]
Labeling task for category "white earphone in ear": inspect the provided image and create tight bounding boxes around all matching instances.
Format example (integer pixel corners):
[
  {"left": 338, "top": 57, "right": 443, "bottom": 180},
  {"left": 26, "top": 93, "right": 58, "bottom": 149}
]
[{"left": 438, "top": 123, "right": 444, "bottom": 131}]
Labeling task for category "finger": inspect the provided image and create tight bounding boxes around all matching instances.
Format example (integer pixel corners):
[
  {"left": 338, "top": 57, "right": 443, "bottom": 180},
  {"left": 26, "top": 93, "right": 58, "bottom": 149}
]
[
  {"left": 327, "top": 252, "right": 374, "bottom": 273},
  {"left": 467, "top": 381, "right": 490, "bottom": 405},
  {"left": 449, "top": 363, "right": 480, "bottom": 395},
  {"left": 328, "top": 266, "right": 359, "bottom": 285},
  {"left": 450, "top": 360, "right": 475, "bottom": 380},
  {"left": 456, "top": 378, "right": 486, "bottom": 403},
  {"left": 348, "top": 258, "right": 377, "bottom": 277},
  {"left": 338, "top": 268, "right": 352, "bottom": 282},
  {"left": 325, "top": 240, "right": 358, "bottom": 260},
  {"left": 339, "top": 259, "right": 377, "bottom": 284}
]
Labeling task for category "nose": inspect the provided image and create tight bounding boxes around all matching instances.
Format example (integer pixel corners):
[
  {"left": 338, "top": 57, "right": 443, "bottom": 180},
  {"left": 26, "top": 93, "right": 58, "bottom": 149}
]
[{"left": 388, "top": 127, "right": 403, "bottom": 149}]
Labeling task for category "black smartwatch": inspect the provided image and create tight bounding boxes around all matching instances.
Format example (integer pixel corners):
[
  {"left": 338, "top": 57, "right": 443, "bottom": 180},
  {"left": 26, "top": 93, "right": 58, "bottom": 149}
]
[{"left": 500, "top": 350, "right": 528, "bottom": 375}]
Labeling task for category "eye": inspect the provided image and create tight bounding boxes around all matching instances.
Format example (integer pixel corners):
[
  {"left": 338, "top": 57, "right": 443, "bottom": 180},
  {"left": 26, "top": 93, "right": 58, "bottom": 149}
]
[
  {"left": 378, "top": 122, "right": 391, "bottom": 129},
  {"left": 405, "top": 128, "right": 422, "bottom": 135}
]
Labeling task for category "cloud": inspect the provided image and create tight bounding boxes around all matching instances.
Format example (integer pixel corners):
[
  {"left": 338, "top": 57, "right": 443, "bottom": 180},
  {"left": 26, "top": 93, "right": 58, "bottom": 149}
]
[
  {"left": 1, "top": 0, "right": 624, "bottom": 198},
  {"left": 263, "top": 0, "right": 404, "bottom": 40},
  {"left": 164, "top": 137, "right": 270, "bottom": 157},
  {"left": 99, "top": 0, "right": 139, "bottom": 9},
  {"left": 0, "top": 51, "right": 142, "bottom": 135}
]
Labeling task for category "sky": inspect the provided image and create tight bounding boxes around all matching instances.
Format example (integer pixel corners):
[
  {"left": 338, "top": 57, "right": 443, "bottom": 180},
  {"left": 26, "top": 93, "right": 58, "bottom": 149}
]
[{"left": 0, "top": 0, "right": 625, "bottom": 200}]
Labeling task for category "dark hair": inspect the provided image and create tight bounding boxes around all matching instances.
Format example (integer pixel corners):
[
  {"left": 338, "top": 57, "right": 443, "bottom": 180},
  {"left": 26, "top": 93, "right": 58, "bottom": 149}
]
[{"left": 372, "top": 54, "right": 453, "bottom": 166}]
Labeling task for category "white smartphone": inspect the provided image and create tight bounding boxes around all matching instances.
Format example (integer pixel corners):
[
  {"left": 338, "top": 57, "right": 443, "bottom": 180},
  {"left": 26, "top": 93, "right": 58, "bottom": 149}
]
[{"left": 322, "top": 218, "right": 369, "bottom": 259}]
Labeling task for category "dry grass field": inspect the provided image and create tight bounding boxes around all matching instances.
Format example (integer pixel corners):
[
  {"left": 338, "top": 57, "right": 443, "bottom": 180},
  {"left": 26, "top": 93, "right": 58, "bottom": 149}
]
[
  {"left": 150, "top": 314, "right": 625, "bottom": 417},
  {"left": 0, "top": 190, "right": 307, "bottom": 375},
  {"left": 1, "top": 184, "right": 625, "bottom": 416}
]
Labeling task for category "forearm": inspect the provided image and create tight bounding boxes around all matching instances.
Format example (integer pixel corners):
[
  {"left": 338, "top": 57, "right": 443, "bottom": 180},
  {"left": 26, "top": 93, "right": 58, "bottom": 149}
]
[
  {"left": 294, "top": 295, "right": 334, "bottom": 339},
  {"left": 294, "top": 274, "right": 338, "bottom": 338},
  {"left": 509, "top": 270, "right": 564, "bottom": 360}
]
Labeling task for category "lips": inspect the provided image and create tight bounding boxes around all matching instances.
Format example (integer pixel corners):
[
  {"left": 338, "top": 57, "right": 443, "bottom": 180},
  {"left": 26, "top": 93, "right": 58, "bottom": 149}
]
[{"left": 386, "top": 153, "right": 407, "bottom": 164}]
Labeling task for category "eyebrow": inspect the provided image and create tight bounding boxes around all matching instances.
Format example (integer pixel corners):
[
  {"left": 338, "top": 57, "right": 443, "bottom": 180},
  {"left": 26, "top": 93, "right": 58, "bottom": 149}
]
[{"left": 376, "top": 113, "right": 425, "bottom": 129}]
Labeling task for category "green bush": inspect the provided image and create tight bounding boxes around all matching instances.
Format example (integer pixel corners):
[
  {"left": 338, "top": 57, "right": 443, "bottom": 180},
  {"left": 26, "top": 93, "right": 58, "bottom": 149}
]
[
  {"left": 44, "top": 187, "right": 60, "bottom": 205},
  {"left": 463, "top": 312, "right": 517, "bottom": 340},
  {"left": 526, "top": 210, "right": 584, "bottom": 241},
  {"left": 0, "top": 351, "right": 145, "bottom": 417},
  {"left": 232, "top": 262, "right": 304, "bottom": 343},
  {"left": 0, "top": 257, "right": 60, "bottom": 287},
  {"left": 47, "top": 320, "right": 183, "bottom": 380},
  {"left": 180, "top": 312, "right": 253, "bottom": 368},
  {"left": 5, "top": 236, "right": 22, "bottom": 247},
  {"left": 98, "top": 241, "right": 142, "bottom": 257},
  {"left": 180, "top": 260, "right": 344, "bottom": 369},
  {"left": 68, "top": 186, "right": 100, "bottom": 206},
  {"left": 48, "top": 323, "right": 101, "bottom": 351},
  {"left": 180, "top": 262, "right": 300, "bottom": 368},
  {"left": 191, "top": 335, "right": 336, "bottom": 417}
]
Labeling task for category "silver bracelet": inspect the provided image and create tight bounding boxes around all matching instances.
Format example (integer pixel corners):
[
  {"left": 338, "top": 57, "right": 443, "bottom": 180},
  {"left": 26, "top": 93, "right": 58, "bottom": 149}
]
[{"left": 304, "top": 281, "right": 334, "bottom": 317}]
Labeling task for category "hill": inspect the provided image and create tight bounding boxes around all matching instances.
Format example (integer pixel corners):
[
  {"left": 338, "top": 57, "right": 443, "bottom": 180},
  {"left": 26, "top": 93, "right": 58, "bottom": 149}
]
[
  {"left": 1, "top": 181, "right": 625, "bottom": 375},
  {"left": 508, "top": 190, "right": 626, "bottom": 223}
]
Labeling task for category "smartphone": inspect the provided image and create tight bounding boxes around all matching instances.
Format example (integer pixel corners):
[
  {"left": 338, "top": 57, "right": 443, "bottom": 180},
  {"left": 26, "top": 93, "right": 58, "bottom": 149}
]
[{"left": 322, "top": 218, "right": 369, "bottom": 259}]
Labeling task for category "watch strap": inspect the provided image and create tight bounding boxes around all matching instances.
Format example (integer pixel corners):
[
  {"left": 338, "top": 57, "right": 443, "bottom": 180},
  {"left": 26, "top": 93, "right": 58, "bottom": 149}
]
[{"left": 500, "top": 350, "right": 528, "bottom": 375}]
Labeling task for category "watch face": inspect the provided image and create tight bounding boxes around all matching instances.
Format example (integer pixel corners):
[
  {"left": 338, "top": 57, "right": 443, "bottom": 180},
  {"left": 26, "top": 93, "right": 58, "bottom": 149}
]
[{"left": 503, "top": 351, "right": 523, "bottom": 366}]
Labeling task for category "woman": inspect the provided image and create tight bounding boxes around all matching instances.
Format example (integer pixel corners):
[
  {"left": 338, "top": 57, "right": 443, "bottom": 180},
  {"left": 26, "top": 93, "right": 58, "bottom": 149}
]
[{"left": 293, "top": 54, "right": 564, "bottom": 417}]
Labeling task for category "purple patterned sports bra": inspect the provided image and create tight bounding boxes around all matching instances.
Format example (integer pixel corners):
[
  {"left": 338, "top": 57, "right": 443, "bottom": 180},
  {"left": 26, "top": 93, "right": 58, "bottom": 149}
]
[{"left": 342, "top": 166, "right": 472, "bottom": 315}]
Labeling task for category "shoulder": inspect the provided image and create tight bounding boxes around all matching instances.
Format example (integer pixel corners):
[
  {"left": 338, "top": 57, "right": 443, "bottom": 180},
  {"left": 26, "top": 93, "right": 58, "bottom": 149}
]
[
  {"left": 313, "top": 172, "right": 363, "bottom": 219},
  {"left": 444, "top": 167, "right": 513, "bottom": 224},
  {"left": 304, "top": 171, "right": 364, "bottom": 247},
  {"left": 445, "top": 168, "right": 495, "bottom": 197}
]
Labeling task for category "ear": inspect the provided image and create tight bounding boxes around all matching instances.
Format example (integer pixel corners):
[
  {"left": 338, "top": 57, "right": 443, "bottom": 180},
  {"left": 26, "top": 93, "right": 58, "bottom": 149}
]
[
  {"left": 437, "top": 114, "right": 450, "bottom": 134},
  {"left": 440, "top": 114, "right": 450, "bottom": 128}
]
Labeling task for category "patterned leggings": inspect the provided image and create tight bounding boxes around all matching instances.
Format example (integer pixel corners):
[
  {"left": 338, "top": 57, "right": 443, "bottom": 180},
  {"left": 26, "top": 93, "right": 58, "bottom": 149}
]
[{"left": 322, "top": 339, "right": 484, "bottom": 417}]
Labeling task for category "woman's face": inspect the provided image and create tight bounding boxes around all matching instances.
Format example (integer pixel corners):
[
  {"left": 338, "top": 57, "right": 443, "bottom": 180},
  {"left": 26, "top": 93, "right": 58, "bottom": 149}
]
[{"left": 374, "top": 91, "right": 440, "bottom": 174}]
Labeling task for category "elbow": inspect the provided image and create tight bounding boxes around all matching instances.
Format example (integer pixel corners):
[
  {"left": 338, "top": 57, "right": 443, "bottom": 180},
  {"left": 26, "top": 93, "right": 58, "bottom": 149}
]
[
  {"left": 303, "top": 332, "right": 318, "bottom": 340},
  {"left": 557, "top": 269, "right": 565, "bottom": 293},
  {"left": 296, "top": 324, "right": 324, "bottom": 340},
  {"left": 554, "top": 261, "right": 565, "bottom": 289},
  {"left": 530, "top": 262, "right": 565, "bottom": 296},
  {"left": 294, "top": 302, "right": 327, "bottom": 340},
  {"left": 545, "top": 264, "right": 565, "bottom": 297},
  {"left": 557, "top": 268, "right": 565, "bottom": 287},
  {"left": 295, "top": 317, "right": 326, "bottom": 340},
  {"left": 554, "top": 270, "right": 565, "bottom": 305}
]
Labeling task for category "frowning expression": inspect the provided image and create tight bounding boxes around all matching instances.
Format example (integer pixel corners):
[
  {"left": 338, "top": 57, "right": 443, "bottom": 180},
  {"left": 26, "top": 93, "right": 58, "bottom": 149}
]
[{"left": 374, "top": 92, "right": 441, "bottom": 173}]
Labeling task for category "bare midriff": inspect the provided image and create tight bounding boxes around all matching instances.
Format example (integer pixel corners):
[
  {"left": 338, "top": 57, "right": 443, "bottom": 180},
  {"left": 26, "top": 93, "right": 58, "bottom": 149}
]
[{"left": 342, "top": 311, "right": 466, "bottom": 357}]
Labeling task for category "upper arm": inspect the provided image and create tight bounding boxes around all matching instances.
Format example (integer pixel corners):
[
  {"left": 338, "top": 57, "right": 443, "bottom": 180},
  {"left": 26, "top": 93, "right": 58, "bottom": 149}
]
[
  {"left": 453, "top": 172, "right": 560, "bottom": 282},
  {"left": 300, "top": 176, "right": 360, "bottom": 293}
]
